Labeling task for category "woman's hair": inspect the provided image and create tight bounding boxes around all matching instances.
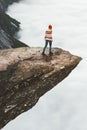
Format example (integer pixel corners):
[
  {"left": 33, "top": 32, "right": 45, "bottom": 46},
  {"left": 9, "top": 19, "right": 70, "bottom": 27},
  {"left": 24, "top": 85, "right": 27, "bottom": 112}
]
[{"left": 48, "top": 24, "right": 52, "bottom": 29}]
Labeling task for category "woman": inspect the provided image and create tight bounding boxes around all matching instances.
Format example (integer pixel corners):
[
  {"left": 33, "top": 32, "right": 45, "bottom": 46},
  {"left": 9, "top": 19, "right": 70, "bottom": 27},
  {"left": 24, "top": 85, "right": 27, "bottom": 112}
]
[{"left": 42, "top": 24, "right": 53, "bottom": 55}]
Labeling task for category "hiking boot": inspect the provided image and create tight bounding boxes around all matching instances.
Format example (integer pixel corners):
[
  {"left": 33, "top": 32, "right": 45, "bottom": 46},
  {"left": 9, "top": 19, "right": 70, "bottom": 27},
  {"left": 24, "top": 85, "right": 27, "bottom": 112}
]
[
  {"left": 49, "top": 52, "right": 53, "bottom": 55},
  {"left": 42, "top": 52, "right": 45, "bottom": 55}
]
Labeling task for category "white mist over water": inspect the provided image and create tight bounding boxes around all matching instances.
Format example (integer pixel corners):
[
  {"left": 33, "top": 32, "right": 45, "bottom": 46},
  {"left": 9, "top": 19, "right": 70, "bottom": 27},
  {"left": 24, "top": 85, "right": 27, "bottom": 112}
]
[{"left": 3, "top": 0, "right": 87, "bottom": 130}]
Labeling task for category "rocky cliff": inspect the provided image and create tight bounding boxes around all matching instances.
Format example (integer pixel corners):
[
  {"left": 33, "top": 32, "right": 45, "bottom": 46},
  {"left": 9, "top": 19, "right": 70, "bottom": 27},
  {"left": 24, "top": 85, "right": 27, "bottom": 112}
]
[
  {"left": 0, "top": 0, "right": 20, "bottom": 12},
  {"left": 0, "top": 0, "right": 27, "bottom": 49},
  {"left": 0, "top": 47, "right": 81, "bottom": 129}
]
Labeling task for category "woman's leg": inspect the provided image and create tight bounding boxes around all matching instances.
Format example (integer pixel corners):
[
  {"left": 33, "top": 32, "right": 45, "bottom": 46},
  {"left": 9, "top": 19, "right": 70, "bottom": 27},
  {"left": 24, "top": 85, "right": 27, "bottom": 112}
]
[
  {"left": 49, "top": 41, "right": 52, "bottom": 54},
  {"left": 42, "top": 40, "right": 48, "bottom": 54}
]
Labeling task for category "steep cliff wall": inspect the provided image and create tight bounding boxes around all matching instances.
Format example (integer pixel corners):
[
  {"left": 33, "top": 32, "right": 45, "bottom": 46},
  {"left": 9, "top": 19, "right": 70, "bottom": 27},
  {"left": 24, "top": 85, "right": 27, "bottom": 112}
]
[
  {"left": 0, "top": 0, "right": 20, "bottom": 12},
  {"left": 0, "top": 0, "right": 27, "bottom": 49},
  {"left": 0, "top": 47, "right": 81, "bottom": 129}
]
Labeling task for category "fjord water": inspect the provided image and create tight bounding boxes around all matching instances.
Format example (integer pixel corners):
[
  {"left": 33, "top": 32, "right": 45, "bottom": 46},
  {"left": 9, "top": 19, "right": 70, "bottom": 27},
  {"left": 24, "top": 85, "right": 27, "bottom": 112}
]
[{"left": 3, "top": 0, "right": 87, "bottom": 130}]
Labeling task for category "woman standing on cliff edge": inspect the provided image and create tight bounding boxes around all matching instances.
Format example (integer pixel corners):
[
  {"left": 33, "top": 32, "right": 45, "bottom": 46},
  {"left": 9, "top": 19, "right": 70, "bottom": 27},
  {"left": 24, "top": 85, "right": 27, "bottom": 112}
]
[{"left": 42, "top": 24, "right": 53, "bottom": 55}]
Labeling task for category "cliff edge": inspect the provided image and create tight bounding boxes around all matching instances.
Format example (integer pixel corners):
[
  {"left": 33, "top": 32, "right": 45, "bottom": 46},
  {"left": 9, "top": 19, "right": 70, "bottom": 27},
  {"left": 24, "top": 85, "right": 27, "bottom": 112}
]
[{"left": 0, "top": 47, "right": 81, "bottom": 129}]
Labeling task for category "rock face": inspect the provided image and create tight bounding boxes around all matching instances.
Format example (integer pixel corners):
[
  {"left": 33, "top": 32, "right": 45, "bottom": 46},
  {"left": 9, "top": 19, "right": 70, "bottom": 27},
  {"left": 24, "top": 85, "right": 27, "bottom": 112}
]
[
  {"left": 0, "top": 47, "right": 81, "bottom": 129},
  {"left": 0, "top": 0, "right": 20, "bottom": 12},
  {"left": 0, "top": 12, "right": 28, "bottom": 49},
  {"left": 0, "top": 0, "right": 27, "bottom": 49}
]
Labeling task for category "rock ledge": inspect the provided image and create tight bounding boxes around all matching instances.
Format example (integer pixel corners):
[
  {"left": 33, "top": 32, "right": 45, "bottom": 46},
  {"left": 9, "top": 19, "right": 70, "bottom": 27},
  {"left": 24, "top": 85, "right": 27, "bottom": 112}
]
[{"left": 0, "top": 47, "right": 81, "bottom": 128}]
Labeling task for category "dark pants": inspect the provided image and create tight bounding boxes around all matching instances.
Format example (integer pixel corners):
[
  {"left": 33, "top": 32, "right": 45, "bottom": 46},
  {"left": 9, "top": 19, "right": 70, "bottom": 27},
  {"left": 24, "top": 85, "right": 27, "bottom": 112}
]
[{"left": 43, "top": 40, "right": 52, "bottom": 54}]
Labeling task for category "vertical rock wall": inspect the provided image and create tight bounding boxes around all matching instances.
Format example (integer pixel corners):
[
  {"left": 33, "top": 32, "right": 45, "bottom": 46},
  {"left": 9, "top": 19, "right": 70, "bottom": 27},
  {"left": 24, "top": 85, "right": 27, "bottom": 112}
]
[
  {"left": 0, "top": 0, "right": 28, "bottom": 49},
  {"left": 0, "top": 0, "right": 20, "bottom": 12}
]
